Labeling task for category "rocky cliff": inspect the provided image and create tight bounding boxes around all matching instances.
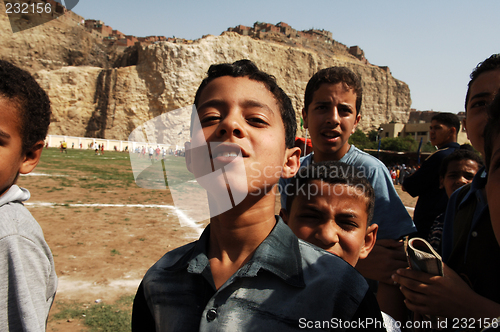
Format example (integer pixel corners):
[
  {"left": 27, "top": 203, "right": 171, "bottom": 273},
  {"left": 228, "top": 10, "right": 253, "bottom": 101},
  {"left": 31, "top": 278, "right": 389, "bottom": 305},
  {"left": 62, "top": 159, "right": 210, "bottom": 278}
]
[{"left": 0, "top": 5, "right": 411, "bottom": 142}]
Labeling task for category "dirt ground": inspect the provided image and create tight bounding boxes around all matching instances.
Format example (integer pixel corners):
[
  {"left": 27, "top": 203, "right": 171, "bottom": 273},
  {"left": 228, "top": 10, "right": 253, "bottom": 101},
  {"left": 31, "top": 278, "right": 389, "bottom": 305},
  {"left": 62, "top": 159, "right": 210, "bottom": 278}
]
[{"left": 17, "top": 149, "right": 417, "bottom": 331}]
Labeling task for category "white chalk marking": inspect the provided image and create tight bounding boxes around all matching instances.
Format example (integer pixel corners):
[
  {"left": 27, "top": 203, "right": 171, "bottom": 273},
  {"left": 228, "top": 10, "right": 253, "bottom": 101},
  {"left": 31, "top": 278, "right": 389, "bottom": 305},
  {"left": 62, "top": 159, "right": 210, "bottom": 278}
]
[{"left": 24, "top": 202, "right": 204, "bottom": 235}]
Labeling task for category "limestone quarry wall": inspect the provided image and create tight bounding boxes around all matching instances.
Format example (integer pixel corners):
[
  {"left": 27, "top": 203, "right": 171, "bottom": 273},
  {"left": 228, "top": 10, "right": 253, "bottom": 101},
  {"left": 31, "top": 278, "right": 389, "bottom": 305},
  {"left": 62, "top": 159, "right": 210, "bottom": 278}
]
[{"left": 1, "top": 7, "right": 411, "bottom": 143}]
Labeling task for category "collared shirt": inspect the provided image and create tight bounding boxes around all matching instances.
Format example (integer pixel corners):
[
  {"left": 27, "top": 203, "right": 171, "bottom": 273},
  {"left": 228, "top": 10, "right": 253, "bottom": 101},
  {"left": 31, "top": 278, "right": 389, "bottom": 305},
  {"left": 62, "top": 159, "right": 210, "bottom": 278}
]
[
  {"left": 403, "top": 142, "right": 460, "bottom": 237},
  {"left": 132, "top": 218, "right": 384, "bottom": 331},
  {"left": 441, "top": 167, "right": 500, "bottom": 304},
  {"left": 279, "top": 145, "right": 416, "bottom": 240}
]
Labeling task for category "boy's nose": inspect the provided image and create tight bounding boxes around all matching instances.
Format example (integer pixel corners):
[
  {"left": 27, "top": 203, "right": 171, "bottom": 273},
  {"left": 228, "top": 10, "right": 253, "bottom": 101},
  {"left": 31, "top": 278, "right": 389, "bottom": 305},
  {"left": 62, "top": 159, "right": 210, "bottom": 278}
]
[
  {"left": 315, "top": 222, "right": 340, "bottom": 248},
  {"left": 216, "top": 116, "right": 245, "bottom": 139},
  {"left": 456, "top": 176, "right": 469, "bottom": 187},
  {"left": 326, "top": 108, "right": 341, "bottom": 126}
]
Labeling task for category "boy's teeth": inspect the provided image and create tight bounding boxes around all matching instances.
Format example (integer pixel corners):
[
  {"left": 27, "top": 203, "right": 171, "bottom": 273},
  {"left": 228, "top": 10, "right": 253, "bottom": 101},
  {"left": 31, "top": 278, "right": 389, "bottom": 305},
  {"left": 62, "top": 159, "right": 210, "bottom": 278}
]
[
  {"left": 217, "top": 152, "right": 238, "bottom": 157},
  {"left": 324, "top": 132, "right": 337, "bottom": 138}
]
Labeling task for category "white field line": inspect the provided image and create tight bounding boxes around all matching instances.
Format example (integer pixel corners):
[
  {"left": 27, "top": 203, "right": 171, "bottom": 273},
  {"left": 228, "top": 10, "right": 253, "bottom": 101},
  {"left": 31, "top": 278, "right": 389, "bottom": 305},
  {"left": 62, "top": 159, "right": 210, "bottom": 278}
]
[
  {"left": 24, "top": 202, "right": 204, "bottom": 235},
  {"left": 21, "top": 172, "right": 68, "bottom": 177}
]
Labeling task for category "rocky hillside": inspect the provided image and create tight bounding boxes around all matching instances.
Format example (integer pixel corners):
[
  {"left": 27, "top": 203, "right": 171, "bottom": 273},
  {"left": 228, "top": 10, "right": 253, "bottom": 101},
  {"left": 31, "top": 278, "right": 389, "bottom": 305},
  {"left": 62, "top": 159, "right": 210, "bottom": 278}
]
[{"left": 0, "top": 4, "right": 411, "bottom": 142}]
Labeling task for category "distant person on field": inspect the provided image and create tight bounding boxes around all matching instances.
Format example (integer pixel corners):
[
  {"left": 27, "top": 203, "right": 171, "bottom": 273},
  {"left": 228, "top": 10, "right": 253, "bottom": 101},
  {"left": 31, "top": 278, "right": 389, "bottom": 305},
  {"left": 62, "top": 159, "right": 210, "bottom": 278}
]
[
  {"left": 402, "top": 112, "right": 460, "bottom": 238},
  {"left": 427, "top": 147, "right": 483, "bottom": 252},
  {"left": 132, "top": 60, "right": 384, "bottom": 331},
  {"left": 0, "top": 60, "right": 57, "bottom": 331},
  {"left": 394, "top": 54, "right": 500, "bottom": 325},
  {"left": 278, "top": 66, "right": 416, "bottom": 322}
]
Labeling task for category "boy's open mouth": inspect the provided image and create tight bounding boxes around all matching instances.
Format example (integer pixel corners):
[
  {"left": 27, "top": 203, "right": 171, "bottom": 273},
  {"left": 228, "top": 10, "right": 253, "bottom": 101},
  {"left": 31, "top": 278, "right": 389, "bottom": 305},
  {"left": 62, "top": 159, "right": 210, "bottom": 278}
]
[
  {"left": 210, "top": 142, "right": 247, "bottom": 165},
  {"left": 321, "top": 130, "right": 341, "bottom": 140}
]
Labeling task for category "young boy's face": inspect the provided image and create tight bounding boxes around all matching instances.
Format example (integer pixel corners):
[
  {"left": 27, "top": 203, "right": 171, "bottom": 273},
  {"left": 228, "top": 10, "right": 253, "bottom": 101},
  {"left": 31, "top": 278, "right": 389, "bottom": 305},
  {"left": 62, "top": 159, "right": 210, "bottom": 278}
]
[
  {"left": 187, "top": 76, "right": 298, "bottom": 202},
  {"left": 486, "top": 135, "right": 500, "bottom": 245},
  {"left": 0, "top": 97, "right": 27, "bottom": 196},
  {"left": 302, "top": 83, "right": 361, "bottom": 162},
  {"left": 429, "top": 120, "right": 455, "bottom": 148},
  {"left": 282, "top": 180, "right": 377, "bottom": 266},
  {"left": 464, "top": 69, "right": 500, "bottom": 155},
  {"left": 440, "top": 159, "right": 480, "bottom": 198}
]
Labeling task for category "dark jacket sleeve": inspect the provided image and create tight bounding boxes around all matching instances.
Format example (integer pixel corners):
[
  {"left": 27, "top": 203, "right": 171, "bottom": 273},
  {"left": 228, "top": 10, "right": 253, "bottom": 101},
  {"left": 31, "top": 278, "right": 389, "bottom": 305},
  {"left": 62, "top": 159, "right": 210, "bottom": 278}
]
[
  {"left": 403, "top": 152, "right": 444, "bottom": 197},
  {"left": 132, "top": 281, "right": 156, "bottom": 332}
]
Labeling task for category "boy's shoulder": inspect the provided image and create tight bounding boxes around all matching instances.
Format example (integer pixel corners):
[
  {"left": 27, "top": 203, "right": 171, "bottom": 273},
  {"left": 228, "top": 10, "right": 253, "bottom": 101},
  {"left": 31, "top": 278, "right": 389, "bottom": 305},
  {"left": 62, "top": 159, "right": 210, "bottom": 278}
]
[
  {"left": 342, "top": 145, "right": 386, "bottom": 169},
  {"left": 0, "top": 186, "right": 50, "bottom": 245}
]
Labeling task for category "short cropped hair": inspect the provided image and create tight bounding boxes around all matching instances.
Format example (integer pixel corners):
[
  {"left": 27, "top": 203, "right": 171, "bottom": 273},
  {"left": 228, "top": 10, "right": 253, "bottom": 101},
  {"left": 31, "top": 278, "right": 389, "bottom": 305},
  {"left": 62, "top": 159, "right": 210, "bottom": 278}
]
[
  {"left": 285, "top": 161, "right": 374, "bottom": 224},
  {"left": 303, "top": 67, "right": 363, "bottom": 116},
  {"left": 431, "top": 112, "right": 461, "bottom": 134},
  {"left": 439, "top": 147, "right": 483, "bottom": 179},
  {"left": 484, "top": 91, "right": 500, "bottom": 172},
  {"left": 193, "top": 59, "right": 296, "bottom": 148},
  {"left": 465, "top": 54, "right": 500, "bottom": 111},
  {"left": 0, "top": 60, "right": 51, "bottom": 153}
]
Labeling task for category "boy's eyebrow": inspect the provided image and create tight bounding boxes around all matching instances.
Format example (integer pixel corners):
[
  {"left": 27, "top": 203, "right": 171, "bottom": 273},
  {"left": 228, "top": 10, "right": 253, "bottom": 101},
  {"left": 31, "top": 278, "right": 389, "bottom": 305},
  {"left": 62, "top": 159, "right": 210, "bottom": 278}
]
[
  {"left": 469, "top": 91, "right": 494, "bottom": 102},
  {"left": 336, "top": 212, "right": 359, "bottom": 219},
  {"left": 312, "top": 100, "right": 355, "bottom": 109},
  {"left": 197, "top": 98, "right": 276, "bottom": 116}
]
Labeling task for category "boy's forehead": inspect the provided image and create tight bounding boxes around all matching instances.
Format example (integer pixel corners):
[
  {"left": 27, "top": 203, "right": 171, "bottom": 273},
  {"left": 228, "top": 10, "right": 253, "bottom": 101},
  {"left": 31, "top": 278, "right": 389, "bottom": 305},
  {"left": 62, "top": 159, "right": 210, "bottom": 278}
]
[
  {"left": 468, "top": 70, "right": 500, "bottom": 105},
  {"left": 314, "top": 82, "right": 357, "bottom": 97},
  {"left": 198, "top": 76, "right": 278, "bottom": 110}
]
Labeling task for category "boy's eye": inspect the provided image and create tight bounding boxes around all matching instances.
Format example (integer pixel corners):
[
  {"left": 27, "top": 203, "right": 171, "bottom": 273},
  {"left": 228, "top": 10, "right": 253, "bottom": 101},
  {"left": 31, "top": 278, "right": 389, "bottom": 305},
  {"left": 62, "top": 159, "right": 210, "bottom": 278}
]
[
  {"left": 297, "top": 214, "right": 322, "bottom": 223},
  {"left": 200, "top": 116, "right": 220, "bottom": 125},
  {"left": 337, "top": 219, "right": 359, "bottom": 230},
  {"left": 338, "top": 106, "right": 353, "bottom": 114},
  {"left": 247, "top": 117, "right": 269, "bottom": 126},
  {"left": 470, "top": 100, "right": 489, "bottom": 109}
]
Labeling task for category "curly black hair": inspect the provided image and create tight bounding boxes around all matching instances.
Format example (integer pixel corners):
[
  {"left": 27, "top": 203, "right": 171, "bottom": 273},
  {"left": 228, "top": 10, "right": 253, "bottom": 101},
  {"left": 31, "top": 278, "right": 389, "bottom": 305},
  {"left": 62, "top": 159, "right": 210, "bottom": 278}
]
[
  {"left": 193, "top": 59, "right": 296, "bottom": 148},
  {"left": 284, "top": 160, "right": 374, "bottom": 224},
  {"left": 0, "top": 60, "right": 51, "bottom": 153},
  {"left": 303, "top": 67, "right": 363, "bottom": 116}
]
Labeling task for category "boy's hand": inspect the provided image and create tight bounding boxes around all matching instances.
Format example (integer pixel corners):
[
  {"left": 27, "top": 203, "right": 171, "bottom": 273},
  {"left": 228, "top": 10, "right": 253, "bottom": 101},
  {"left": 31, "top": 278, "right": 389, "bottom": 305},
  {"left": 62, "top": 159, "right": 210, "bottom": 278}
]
[
  {"left": 356, "top": 239, "right": 408, "bottom": 284},
  {"left": 392, "top": 264, "right": 500, "bottom": 319}
]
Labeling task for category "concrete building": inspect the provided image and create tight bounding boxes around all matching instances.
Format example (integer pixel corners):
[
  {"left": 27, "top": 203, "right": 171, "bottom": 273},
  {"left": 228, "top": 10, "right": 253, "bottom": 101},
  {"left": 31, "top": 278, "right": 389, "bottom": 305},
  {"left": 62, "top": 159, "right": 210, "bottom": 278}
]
[{"left": 379, "top": 121, "right": 470, "bottom": 146}]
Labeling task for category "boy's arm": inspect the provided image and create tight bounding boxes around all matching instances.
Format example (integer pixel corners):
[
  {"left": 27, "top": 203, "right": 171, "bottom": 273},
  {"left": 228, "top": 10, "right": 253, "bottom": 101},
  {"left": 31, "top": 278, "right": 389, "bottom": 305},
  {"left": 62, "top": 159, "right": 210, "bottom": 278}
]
[
  {"left": 393, "top": 264, "right": 500, "bottom": 320},
  {"left": 0, "top": 235, "right": 55, "bottom": 331}
]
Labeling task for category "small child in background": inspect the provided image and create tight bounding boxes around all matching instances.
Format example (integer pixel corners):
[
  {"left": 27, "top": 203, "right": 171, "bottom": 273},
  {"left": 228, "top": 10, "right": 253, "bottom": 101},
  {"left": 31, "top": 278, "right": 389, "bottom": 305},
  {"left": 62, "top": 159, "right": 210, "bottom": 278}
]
[
  {"left": 0, "top": 60, "right": 57, "bottom": 331},
  {"left": 428, "top": 146, "right": 483, "bottom": 252}
]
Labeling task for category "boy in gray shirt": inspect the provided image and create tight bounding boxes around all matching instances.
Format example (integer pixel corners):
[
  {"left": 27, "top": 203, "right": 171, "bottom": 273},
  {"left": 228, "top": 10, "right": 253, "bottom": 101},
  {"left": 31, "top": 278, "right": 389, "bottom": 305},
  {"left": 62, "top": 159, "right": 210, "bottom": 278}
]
[{"left": 0, "top": 60, "right": 57, "bottom": 331}]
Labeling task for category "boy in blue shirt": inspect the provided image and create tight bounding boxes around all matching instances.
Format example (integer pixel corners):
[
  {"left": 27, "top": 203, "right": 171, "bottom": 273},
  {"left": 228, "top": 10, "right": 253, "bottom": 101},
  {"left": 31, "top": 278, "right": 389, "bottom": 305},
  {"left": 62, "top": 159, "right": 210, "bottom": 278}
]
[
  {"left": 279, "top": 67, "right": 416, "bottom": 320},
  {"left": 132, "top": 60, "right": 384, "bottom": 331}
]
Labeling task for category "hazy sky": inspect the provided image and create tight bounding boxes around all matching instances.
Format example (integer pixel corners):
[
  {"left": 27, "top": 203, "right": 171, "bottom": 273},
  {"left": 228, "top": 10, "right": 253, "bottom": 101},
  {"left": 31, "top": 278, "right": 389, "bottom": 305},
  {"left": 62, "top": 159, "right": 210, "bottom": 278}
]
[{"left": 71, "top": 0, "right": 500, "bottom": 114}]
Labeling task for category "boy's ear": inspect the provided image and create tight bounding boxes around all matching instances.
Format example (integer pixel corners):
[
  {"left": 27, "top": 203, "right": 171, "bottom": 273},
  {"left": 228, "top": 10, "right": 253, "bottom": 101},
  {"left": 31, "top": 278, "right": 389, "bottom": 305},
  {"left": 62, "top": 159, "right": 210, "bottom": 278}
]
[
  {"left": 282, "top": 146, "right": 301, "bottom": 179},
  {"left": 462, "top": 118, "right": 468, "bottom": 138},
  {"left": 184, "top": 141, "right": 193, "bottom": 173},
  {"left": 301, "top": 108, "right": 308, "bottom": 129},
  {"left": 19, "top": 141, "right": 44, "bottom": 175},
  {"left": 351, "top": 114, "right": 362, "bottom": 134},
  {"left": 359, "top": 223, "right": 378, "bottom": 260},
  {"left": 279, "top": 208, "right": 289, "bottom": 224}
]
